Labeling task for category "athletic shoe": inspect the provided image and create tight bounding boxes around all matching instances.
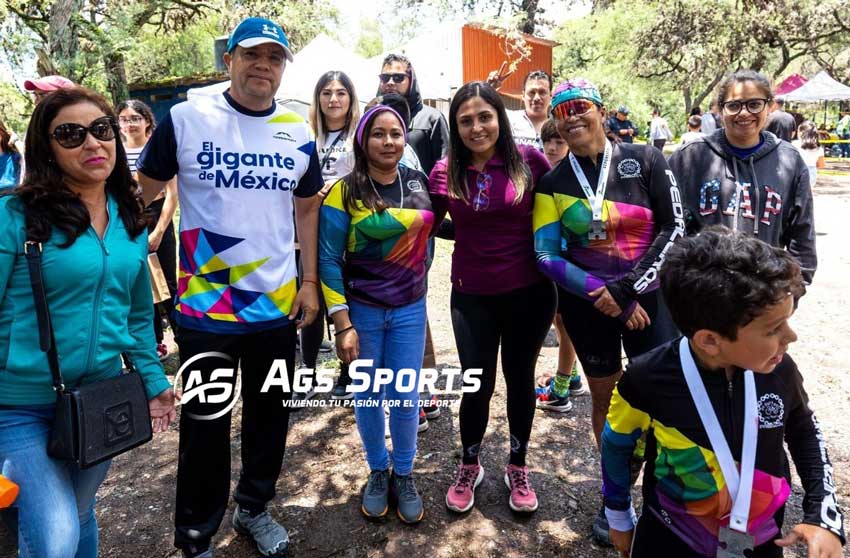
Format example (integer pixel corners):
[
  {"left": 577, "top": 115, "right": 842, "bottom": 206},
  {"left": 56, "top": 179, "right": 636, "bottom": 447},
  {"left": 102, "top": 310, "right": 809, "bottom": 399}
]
[
  {"left": 157, "top": 343, "right": 168, "bottom": 361},
  {"left": 503, "top": 464, "right": 538, "bottom": 513},
  {"left": 568, "top": 365, "right": 588, "bottom": 395},
  {"left": 592, "top": 505, "right": 613, "bottom": 546},
  {"left": 331, "top": 372, "right": 353, "bottom": 400},
  {"left": 535, "top": 382, "right": 573, "bottom": 413},
  {"left": 361, "top": 469, "right": 390, "bottom": 519},
  {"left": 391, "top": 471, "right": 424, "bottom": 524},
  {"left": 418, "top": 409, "right": 429, "bottom": 433},
  {"left": 422, "top": 396, "right": 441, "bottom": 419},
  {"left": 291, "top": 384, "right": 316, "bottom": 404},
  {"left": 232, "top": 505, "right": 289, "bottom": 557},
  {"left": 182, "top": 544, "right": 214, "bottom": 558},
  {"left": 318, "top": 339, "right": 334, "bottom": 353},
  {"left": 446, "top": 462, "right": 484, "bottom": 513}
]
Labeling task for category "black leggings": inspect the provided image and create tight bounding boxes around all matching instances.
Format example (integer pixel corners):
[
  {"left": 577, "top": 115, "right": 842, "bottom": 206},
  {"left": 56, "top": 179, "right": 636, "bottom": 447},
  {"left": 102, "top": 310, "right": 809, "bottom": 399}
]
[
  {"left": 146, "top": 198, "right": 177, "bottom": 344},
  {"left": 452, "top": 280, "right": 556, "bottom": 466},
  {"left": 558, "top": 287, "right": 678, "bottom": 378}
]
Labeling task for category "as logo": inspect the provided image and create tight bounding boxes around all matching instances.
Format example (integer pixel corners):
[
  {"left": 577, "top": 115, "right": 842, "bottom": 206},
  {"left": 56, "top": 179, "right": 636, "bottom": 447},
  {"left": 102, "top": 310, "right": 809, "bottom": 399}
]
[
  {"left": 406, "top": 179, "right": 423, "bottom": 193},
  {"left": 177, "top": 352, "right": 241, "bottom": 420},
  {"left": 261, "top": 24, "right": 280, "bottom": 38},
  {"left": 273, "top": 131, "right": 295, "bottom": 142}
]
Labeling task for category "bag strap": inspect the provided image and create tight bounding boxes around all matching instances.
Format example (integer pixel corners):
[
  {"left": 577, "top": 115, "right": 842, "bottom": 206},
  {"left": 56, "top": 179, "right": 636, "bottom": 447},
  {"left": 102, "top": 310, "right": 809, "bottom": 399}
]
[
  {"left": 24, "top": 238, "right": 139, "bottom": 394},
  {"left": 24, "top": 240, "right": 65, "bottom": 392}
]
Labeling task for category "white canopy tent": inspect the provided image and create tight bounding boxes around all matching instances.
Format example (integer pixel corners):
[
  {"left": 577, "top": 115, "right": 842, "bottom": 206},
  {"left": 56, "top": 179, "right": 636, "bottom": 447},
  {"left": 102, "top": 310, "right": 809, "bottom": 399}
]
[{"left": 779, "top": 71, "right": 850, "bottom": 102}]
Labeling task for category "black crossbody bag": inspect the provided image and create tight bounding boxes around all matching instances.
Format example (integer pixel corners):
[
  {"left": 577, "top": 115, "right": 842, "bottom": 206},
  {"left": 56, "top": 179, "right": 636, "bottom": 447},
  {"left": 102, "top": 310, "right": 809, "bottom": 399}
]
[{"left": 24, "top": 240, "right": 153, "bottom": 469}]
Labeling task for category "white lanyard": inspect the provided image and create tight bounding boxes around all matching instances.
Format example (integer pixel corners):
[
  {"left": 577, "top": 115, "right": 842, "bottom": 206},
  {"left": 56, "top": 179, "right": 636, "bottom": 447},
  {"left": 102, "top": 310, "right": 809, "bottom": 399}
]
[
  {"left": 679, "top": 337, "right": 758, "bottom": 534},
  {"left": 568, "top": 140, "right": 612, "bottom": 222}
]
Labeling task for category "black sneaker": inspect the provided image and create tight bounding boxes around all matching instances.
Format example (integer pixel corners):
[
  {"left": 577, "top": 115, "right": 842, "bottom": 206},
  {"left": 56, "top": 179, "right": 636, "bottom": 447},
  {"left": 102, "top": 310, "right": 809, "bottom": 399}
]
[
  {"left": 331, "top": 371, "right": 353, "bottom": 400},
  {"left": 592, "top": 505, "right": 612, "bottom": 546},
  {"left": 361, "top": 469, "right": 390, "bottom": 519},
  {"left": 421, "top": 396, "right": 441, "bottom": 419},
  {"left": 391, "top": 471, "right": 424, "bottom": 524}
]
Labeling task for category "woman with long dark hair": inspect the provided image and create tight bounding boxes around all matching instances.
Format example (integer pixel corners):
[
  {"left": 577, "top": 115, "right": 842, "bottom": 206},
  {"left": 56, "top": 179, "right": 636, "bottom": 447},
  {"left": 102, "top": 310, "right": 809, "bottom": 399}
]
[
  {"left": 117, "top": 99, "right": 178, "bottom": 360},
  {"left": 0, "top": 118, "right": 22, "bottom": 190},
  {"left": 0, "top": 87, "right": 176, "bottom": 558},
  {"left": 669, "top": 70, "right": 817, "bottom": 285},
  {"left": 319, "top": 105, "right": 433, "bottom": 523},
  {"left": 430, "top": 81, "right": 554, "bottom": 514}
]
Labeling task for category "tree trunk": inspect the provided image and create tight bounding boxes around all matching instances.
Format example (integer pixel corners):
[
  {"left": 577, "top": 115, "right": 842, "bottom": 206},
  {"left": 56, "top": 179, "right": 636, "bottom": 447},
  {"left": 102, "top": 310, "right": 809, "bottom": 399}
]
[
  {"left": 48, "top": 0, "right": 84, "bottom": 78},
  {"left": 104, "top": 51, "right": 129, "bottom": 106},
  {"left": 519, "top": 0, "right": 539, "bottom": 34}
]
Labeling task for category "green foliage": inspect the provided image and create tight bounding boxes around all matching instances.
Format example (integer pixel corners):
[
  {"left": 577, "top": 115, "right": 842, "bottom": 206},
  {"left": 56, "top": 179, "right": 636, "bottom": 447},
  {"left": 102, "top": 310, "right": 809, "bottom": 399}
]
[
  {"left": 554, "top": 0, "right": 850, "bottom": 136},
  {"left": 355, "top": 19, "right": 384, "bottom": 59},
  {"left": 125, "top": 12, "right": 222, "bottom": 84},
  {"left": 0, "top": 82, "right": 33, "bottom": 136}
]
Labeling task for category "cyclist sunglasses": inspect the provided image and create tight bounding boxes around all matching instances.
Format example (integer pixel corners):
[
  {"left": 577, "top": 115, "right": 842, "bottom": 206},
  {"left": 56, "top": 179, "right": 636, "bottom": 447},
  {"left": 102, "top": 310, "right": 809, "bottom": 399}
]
[
  {"left": 379, "top": 73, "right": 409, "bottom": 84},
  {"left": 552, "top": 99, "right": 596, "bottom": 120},
  {"left": 50, "top": 116, "right": 117, "bottom": 149}
]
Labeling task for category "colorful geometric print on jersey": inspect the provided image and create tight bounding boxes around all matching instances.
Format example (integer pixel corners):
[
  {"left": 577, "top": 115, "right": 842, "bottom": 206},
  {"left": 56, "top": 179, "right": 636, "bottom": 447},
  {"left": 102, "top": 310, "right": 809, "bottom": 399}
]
[
  {"left": 533, "top": 142, "right": 685, "bottom": 311},
  {"left": 602, "top": 338, "right": 845, "bottom": 557},
  {"left": 668, "top": 130, "right": 817, "bottom": 284},
  {"left": 319, "top": 165, "right": 434, "bottom": 313},
  {"left": 137, "top": 91, "right": 322, "bottom": 334}
]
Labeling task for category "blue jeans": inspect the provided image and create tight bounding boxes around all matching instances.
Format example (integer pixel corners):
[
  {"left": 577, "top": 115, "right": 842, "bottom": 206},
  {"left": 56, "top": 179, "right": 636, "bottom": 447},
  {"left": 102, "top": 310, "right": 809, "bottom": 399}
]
[
  {"left": 0, "top": 405, "right": 111, "bottom": 558},
  {"left": 349, "top": 296, "right": 427, "bottom": 476}
]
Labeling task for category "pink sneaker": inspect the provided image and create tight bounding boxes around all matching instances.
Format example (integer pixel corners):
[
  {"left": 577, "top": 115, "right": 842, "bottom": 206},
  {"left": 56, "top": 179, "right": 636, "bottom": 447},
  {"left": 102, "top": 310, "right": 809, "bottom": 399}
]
[
  {"left": 504, "top": 464, "right": 538, "bottom": 513},
  {"left": 445, "top": 462, "right": 484, "bottom": 513}
]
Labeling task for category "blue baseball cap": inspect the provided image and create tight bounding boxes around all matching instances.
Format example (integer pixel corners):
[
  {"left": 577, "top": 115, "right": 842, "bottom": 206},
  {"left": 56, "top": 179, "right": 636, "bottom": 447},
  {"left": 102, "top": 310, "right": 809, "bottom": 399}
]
[{"left": 226, "top": 17, "right": 294, "bottom": 61}]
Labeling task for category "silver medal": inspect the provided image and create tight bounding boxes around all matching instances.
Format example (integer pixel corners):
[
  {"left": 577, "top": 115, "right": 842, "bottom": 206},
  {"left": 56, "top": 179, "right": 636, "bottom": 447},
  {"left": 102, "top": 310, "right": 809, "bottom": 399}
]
[
  {"left": 717, "top": 526, "right": 755, "bottom": 558},
  {"left": 588, "top": 220, "right": 607, "bottom": 241}
]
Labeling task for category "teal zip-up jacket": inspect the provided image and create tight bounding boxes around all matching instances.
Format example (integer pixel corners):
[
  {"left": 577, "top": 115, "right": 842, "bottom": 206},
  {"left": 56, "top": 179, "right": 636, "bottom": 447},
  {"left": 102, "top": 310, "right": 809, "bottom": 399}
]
[{"left": 0, "top": 194, "right": 171, "bottom": 405}]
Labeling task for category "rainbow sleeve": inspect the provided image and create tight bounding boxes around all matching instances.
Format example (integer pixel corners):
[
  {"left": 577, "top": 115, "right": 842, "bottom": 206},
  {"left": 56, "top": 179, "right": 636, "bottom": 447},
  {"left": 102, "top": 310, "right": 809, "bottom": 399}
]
[
  {"left": 601, "top": 385, "right": 651, "bottom": 511},
  {"left": 532, "top": 191, "right": 605, "bottom": 299},
  {"left": 318, "top": 181, "right": 352, "bottom": 314}
]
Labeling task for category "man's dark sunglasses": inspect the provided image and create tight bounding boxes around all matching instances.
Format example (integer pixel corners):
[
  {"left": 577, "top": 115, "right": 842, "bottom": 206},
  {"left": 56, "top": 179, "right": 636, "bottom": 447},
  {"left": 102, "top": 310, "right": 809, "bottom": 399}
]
[
  {"left": 50, "top": 116, "right": 117, "bottom": 149},
  {"left": 379, "top": 73, "right": 409, "bottom": 84}
]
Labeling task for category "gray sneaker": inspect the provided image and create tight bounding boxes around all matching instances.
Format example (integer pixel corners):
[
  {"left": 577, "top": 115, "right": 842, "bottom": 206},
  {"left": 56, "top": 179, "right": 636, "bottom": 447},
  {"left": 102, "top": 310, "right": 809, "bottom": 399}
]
[
  {"left": 391, "top": 471, "right": 424, "bottom": 524},
  {"left": 182, "top": 544, "right": 214, "bottom": 558},
  {"left": 232, "top": 505, "right": 289, "bottom": 557},
  {"left": 361, "top": 469, "right": 390, "bottom": 518}
]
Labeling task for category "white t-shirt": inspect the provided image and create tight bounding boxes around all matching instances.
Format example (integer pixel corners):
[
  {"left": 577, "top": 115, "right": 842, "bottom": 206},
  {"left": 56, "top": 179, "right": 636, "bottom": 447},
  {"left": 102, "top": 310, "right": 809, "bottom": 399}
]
[
  {"left": 137, "top": 92, "right": 322, "bottom": 333},
  {"left": 649, "top": 117, "right": 672, "bottom": 141},
  {"left": 319, "top": 129, "right": 354, "bottom": 182},
  {"left": 700, "top": 113, "right": 717, "bottom": 135},
  {"left": 792, "top": 140, "right": 824, "bottom": 168},
  {"left": 679, "top": 131, "right": 705, "bottom": 146},
  {"left": 507, "top": 110, "right": 542, "bottom": 151}
]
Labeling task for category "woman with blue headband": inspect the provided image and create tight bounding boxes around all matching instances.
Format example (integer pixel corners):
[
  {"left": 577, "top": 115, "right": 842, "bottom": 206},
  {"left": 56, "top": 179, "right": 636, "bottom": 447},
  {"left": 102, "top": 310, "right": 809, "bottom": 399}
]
[
  {"left": 532, "top": 77, "right": 684, "bottom": 544},
  {"left": 319, "top": 105, "right": 434, "bottom": 524}
]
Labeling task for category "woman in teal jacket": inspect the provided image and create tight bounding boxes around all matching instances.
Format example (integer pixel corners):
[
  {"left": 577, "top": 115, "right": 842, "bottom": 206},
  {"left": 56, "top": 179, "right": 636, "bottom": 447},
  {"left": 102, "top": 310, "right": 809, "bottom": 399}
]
[{"left": 0, "top": 87, "right": 176, "bottom": 558}]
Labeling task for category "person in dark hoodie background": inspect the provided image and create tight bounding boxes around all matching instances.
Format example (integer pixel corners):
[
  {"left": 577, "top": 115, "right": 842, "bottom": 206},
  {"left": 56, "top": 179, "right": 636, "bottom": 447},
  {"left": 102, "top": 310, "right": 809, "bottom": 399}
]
[
  {"left": 668, "top": 69, "right": 817, "bottom": 285},
  {"left": 378, "top": 53, "right": 449, "bottom": 177},
  {"left": 378, "top": 53, "right": 451, "bottom": 429}
]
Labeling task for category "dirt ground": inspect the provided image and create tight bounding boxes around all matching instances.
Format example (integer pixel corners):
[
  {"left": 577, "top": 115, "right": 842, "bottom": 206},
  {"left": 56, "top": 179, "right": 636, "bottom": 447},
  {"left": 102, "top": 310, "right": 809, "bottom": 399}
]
[{"left": 3, "top": 175, "right": 848, "bottom": 558}]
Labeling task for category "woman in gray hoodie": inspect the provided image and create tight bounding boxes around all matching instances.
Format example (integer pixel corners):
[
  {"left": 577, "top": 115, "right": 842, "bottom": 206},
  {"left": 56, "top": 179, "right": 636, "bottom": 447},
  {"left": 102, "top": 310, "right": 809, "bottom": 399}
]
[{"left": 668, "top": 70, "right": 816, "bottom": 284}]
